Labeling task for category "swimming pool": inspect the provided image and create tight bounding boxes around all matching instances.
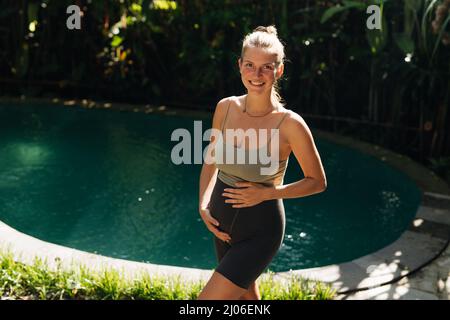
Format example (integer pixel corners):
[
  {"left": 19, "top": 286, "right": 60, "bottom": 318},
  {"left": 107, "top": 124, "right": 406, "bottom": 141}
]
[{"left": 0, "top": 103, "right": 421, "bottom": 272}]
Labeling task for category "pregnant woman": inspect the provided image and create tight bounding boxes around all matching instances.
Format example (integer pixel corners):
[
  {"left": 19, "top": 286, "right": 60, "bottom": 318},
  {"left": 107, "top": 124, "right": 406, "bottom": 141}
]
[{"left": 198, "top": 25, "right": 327, "bottom": 300}]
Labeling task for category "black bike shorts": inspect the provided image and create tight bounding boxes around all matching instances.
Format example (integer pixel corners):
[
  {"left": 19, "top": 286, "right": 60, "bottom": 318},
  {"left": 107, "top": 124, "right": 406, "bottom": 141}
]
[{"left": 207, "top": 177, "right": 286, "bottom": 290}]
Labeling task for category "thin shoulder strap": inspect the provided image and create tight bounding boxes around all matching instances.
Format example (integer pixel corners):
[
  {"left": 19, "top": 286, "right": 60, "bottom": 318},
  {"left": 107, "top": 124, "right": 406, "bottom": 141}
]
[
  {"left": 275, "top": 112, "right": 289, "bottom": 129},
  {"left": 268, "top": 112, "right": 289, "bottom": 145},
  {"left": 221, "top": 100, "right": 232, "bottom": 131}
]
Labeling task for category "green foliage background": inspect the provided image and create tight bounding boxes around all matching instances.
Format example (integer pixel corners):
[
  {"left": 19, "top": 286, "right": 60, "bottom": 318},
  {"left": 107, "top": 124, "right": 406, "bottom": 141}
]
[{"left": 0, "top": 0, "right": 449, "bottom": 180}]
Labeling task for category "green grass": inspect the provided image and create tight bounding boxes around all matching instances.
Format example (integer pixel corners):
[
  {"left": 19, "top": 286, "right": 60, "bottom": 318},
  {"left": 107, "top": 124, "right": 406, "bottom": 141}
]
[
  {"left": 0, "top": 251, "right": 336, "bottom": 300},
  {"left": 259, "top": 270, "right": 336, "bottom": 300}
]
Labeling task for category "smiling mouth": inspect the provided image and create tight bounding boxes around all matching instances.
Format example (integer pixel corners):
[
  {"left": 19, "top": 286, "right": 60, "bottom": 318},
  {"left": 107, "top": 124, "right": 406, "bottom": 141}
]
[{"left": 249, "top": 80, "right": 265, "bottom": 87}]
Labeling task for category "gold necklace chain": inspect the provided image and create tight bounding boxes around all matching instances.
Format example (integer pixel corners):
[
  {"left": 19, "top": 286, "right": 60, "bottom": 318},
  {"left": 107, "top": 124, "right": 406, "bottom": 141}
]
[{"left": 243, "top": 95, "right": 276, "bottom": 117}]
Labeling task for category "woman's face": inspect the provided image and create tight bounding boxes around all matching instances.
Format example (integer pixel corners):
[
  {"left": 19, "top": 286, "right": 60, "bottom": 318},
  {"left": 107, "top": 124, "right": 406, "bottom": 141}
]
[{"left": 238, "top": 47, "right": 284, "bottom": 95}]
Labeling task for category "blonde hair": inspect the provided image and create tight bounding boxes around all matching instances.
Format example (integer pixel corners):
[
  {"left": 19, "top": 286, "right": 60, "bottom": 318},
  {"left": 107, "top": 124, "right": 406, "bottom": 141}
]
[{"left": 241, "top": 25, "right": 286, "bottom": 107}]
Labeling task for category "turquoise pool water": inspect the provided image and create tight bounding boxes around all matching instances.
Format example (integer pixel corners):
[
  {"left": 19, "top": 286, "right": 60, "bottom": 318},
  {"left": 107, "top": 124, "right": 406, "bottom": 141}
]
[{"left": 0, "top": 103, "right": 421, "bottom": 272}]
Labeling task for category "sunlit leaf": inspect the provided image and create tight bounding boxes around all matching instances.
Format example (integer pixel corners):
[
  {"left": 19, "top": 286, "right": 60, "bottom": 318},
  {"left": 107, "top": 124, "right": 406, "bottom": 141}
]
[
  {"left": 151, "top": 0, "right": 177, "bottom": 10},
  {"left": 131, "top": 3, "right": 142, "bottom": 13},
  {"left": 111, "top": 36, "right": 123, "bottom": 47},
  {"left": 120, "top": 50, "right": 127, "bottom": 61},
  {"left": 29, "top": 20, "right": 37, "bottom": 32}
]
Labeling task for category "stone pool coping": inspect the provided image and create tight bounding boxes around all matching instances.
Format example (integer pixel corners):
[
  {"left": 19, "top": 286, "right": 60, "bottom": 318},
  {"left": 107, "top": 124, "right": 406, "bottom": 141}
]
[{"left": 0, "top": 97, "right": 449, "bottom": 295}]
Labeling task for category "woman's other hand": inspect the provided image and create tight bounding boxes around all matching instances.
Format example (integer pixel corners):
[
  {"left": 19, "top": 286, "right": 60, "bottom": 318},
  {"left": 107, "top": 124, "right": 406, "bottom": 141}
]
[
  {"left": 199, "top": 206, "right": 231, "bottom": 243},
  {"left": 222, "top": 182, "right": 271, "bottom": 208}
]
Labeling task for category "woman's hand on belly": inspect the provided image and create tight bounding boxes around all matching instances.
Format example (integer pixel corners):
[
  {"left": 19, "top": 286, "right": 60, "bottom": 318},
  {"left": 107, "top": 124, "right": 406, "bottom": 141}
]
[
  {"left": 199, "top": 207, "right": 231, "bottom": 243},
  {"left": 222, "top": 181, "right": 272, "bottom": 208}
]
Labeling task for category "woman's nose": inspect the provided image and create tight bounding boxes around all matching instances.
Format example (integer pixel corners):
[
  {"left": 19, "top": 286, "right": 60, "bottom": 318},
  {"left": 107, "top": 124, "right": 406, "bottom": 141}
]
[{"left": 255, "top": 68, "right": 263, "bottom": 77}]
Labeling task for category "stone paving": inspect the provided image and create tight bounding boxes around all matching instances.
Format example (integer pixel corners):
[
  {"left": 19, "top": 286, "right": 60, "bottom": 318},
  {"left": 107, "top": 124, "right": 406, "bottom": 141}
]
[
  {"left": 336, "top": 197, "right": 450, "bottom": 300},
  {"left": 337, "top": 239, "right": 450, "bottom": 300},
  {"left": 269, "top": 195, "right": 450, "bottom": 300}
]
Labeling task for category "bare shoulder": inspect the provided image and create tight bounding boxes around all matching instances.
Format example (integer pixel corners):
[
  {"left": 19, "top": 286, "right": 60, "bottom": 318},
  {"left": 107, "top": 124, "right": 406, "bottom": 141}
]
[
  {"left": 211, "top": 96, "right": 235, "bottom": 129},
  {"left": 215, "top": 96, "right": 235, "bottom": 113},
  {"left": 281, "top": 109, "right": 313, "bottom": 141},
  {"left": 283, "top": 109, "right": 308, "bottom": 127}
]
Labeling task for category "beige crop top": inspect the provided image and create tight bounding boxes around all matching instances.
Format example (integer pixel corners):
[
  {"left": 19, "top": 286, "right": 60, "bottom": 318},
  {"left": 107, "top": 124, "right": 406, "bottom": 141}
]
[{"left": 214, "top": 100, "right": 289, "bottom": 187}]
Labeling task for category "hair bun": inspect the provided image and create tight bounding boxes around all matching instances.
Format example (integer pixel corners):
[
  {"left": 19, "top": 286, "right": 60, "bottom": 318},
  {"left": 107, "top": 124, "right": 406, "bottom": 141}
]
[{"left": 253, "top": 25, "right": 278, "bottom": 36}]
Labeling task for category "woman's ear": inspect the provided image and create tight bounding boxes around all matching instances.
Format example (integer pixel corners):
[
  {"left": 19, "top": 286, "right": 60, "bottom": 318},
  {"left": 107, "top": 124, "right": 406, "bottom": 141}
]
[
  {"left": 238, "top": 58, "right": 243, "bottom": 74},
  {"left": 276, "top": 63, "right": 284, "bottom": 79}
]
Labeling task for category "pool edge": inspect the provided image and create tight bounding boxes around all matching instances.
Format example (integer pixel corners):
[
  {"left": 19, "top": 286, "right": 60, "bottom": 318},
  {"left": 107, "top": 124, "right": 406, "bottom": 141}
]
[{"left": 0, "top": 97, "right": 449, "bottom": 296}]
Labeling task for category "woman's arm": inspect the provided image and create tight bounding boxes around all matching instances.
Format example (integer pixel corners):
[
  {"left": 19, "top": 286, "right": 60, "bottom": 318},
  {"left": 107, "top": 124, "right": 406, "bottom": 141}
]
[
  {"left": 198, "top": 98, "right": 228, "bottom": 210},
  {"left": 198, "top": 98, "right": 232, "bottom": 243},
  {"left": 266, "top": 112, "right": 327, "bottom": 200},
  {"left": 198, "top": 164, "right": 218, "bottom": 210}
]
